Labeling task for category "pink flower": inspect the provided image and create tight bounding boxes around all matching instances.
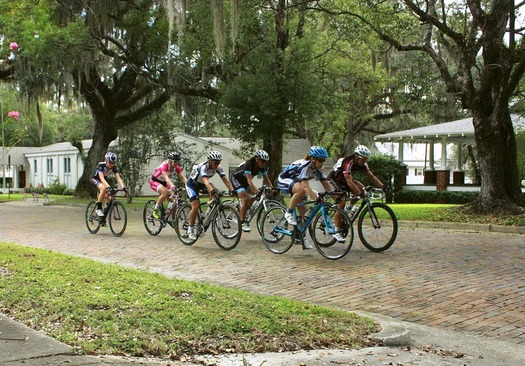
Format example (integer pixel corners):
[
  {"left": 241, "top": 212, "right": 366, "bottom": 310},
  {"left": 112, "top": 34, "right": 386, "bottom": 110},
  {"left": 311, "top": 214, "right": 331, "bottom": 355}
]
[
  {"left": 9, "top": 42, "right": 19, "bottom": 51},
  {"left": 7, "top": 111, "right": 20, "bottom": 120}
]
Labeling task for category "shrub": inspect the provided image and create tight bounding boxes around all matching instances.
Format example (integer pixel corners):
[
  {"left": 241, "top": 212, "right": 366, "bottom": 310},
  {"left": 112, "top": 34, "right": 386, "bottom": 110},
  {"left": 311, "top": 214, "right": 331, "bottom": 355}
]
[{"left": 394, "top": 190, "right": 478, "bottom": 204}]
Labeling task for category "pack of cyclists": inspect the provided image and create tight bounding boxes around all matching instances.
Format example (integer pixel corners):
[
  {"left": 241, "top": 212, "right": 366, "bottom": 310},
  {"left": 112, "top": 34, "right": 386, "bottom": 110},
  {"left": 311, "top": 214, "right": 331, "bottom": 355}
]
[{"left": 92, "top": 143, "right": 387, "bottom": 244}]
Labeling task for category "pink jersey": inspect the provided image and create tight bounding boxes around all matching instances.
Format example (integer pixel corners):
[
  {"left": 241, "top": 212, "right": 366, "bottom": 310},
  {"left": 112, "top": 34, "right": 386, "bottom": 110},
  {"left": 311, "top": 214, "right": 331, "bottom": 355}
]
[{"left": 151, "top": 161, "right": 182, "bottom": 182}]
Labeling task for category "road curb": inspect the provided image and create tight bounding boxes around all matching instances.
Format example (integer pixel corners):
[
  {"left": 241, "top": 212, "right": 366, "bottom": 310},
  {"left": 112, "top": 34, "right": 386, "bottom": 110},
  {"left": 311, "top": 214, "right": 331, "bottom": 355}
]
[{"left": 399, "top": 220, "right": 525, "bottom": 234}]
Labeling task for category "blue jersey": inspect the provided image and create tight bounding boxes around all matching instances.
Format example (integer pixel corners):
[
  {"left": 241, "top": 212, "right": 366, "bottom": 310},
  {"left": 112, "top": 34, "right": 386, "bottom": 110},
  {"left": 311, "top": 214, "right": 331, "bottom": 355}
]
[
  {"left": 92, "top": 162, "right": 119, "bottom": 181},
  {"left": 279, "top": 159, "right": 328, "bottom": 182}
]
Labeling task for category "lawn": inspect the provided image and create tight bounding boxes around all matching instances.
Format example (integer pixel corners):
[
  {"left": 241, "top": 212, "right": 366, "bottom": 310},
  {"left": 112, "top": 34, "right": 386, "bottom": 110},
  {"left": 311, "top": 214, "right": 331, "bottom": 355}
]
[{"left": 0, "top": 243, "right": 377, "bottom": 359}]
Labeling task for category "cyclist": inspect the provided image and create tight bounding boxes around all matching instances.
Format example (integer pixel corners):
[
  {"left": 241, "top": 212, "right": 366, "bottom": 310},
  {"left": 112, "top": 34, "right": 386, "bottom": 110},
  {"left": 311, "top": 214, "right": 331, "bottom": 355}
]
[
  {"left": 185, "top": 151, "right": 235, "bottom": 240},
  {"left": 231, "top": 150, "right": 273, "bottom": 232},
  {"left": 329, "top": 145, "right": 388, "bottom": 223},
  {"left": 277, "top": 146, "right": 344, "bottom": 248},
  {"left": 149, "top": 151, "right": 187, "bottom": 219},
  {"left": 91, "top": 152, "right": 126, "bottom": 217}
]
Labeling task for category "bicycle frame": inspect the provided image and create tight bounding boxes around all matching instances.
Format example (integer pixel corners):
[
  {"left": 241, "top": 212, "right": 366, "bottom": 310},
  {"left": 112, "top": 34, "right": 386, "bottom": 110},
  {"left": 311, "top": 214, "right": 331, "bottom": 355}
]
[
  {"left": 227, "top": 186, "right": 283, "bottom": 225},
  {"left": 348, "top": 187, "right": 385, "bottom": 224}
]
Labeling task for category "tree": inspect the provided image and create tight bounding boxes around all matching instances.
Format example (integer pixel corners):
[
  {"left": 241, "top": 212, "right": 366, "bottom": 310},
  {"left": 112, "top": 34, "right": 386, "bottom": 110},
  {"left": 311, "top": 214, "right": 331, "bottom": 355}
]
[{"left": 320, "top": 0, "right": 525, "bottom": 214}]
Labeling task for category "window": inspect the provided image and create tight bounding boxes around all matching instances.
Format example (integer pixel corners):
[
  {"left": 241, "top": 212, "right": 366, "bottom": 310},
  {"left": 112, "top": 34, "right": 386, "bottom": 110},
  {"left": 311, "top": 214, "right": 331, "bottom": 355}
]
[
  {"left": 415, "top": 168, "right": 423, "bottom": 176},
  {"left": 33, "top": 159, "right": 37, "bottom": 174},
  {"left": 64, "top": 157, "right": 71, "bottom": 174},
  {"left": 47, "top": 158, "right": 53, "bottom": 174}
]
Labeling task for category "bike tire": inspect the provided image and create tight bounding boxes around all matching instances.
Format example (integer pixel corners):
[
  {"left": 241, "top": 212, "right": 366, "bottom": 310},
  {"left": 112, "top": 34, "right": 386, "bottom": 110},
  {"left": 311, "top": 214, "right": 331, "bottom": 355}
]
[
  {"left": 143, "top": 200, "right": 163, "bottom": 236},
  {"left": 311, "top": 206, "right": 354, "bottom": 260},
  {"left": 174, "top": 202, "right": 198, "bottom": 246},
  {"left": 108, "top": 201, "right": 127, "bottom": 237},
  {"left": 212, "top": 204, "right": 241, "bottom": 250},
  {"left": 85, "top": 201, "right": 101, "bottom": 234},
  {"left": 358, "top": 202, "right": 398, "bottom": 252},
  {"left": 260, "top": 206, "right": 293, "bottom": 254},
  {"left": 255, "top": 199, "right": 283, "bottom": 236}
]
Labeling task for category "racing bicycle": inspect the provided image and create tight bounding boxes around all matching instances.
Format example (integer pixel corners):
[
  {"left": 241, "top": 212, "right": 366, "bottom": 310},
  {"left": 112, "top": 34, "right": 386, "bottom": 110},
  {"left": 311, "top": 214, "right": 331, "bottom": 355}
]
[
  {"left": 85, "top": 187, "right": 128, "bottom": 237},
  {"left": 174, "top": 190, "right": 242, "bottom": 250},
  {"left": 223, "top": 186, "right": 284, "bottom": 235},
  {"left": 143, "top": 188, "right": 185, "bottom": 235},
  {"left": 342, "top": 186, "right": 398, "bottom": 252},
  {"left": 260, "top": 191, "right": 353, "bottom": 260}
]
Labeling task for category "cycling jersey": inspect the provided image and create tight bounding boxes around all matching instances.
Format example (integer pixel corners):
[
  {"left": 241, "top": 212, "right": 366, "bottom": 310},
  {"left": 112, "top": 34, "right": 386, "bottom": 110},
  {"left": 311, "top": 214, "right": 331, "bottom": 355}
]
[
  {"left": 329, "top": 155, "right": 369, "bottom": 186},
  {"left": 231, "top": 159, "right": 268, "bottom": 191},
  {"left": 278, "top": 159, "right": 328, "bottom": 194},
  {"left": 151, "top": 161, "right": 183, "bottom": 183},
  {"left": 91, "top": 162, "right": 119, "bottom": 181},
  {"left": 186, "top": 161, "right": 226, "bottom": 201}
]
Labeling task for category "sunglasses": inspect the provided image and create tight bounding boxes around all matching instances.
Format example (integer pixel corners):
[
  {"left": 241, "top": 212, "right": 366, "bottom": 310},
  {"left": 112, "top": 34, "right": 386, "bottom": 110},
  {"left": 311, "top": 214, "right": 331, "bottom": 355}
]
[
  {"left": 258, "top": 159, "right": 268, "bottom": 163},
  {"left": 211, "top": 160, "right": 221, "bottom": 164},
  {"left": 316, "top": 158, "right": 326, "bottom": 163}
]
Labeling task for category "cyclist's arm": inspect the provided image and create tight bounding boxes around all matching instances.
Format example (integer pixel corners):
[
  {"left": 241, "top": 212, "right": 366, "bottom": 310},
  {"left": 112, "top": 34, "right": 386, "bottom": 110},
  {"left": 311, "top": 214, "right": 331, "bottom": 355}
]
[
  {"left": 201, "top": 176, "right": 215, "bottom": 195},
  {"left": 344, "top": 173, "right": 364, "bottom": 196},
  {"left": 177, "top": 170, "right": 188, "bottom": 185},
  {"left": 160, "top": 171, "right": 176, "bottom": 189},
  {"left": 221, "top": 175, "right": 235, "bottom": 192},
  {"left": 245, "top": 173, "right": 258, "bottom": 194},
  {"left": 262, "top": 174, "right": 273, "bottom": 188},
  {"left": 321, "top": 179, "right": 332, "bottom": 193},
  {"left": 364, "top": 170, "right": 384, "bottom": 189},
  {"left": 114, "top": 172, "right": 125, "bottom": 189}
]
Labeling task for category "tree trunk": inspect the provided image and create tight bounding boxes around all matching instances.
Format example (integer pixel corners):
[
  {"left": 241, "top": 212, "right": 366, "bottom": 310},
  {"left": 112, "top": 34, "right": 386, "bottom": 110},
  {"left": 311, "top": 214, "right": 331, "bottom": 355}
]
[
  {"left": 264, "top": 126, "right": 285, "bottom": 186},
  {"left": 466, "top": 110, "right": 525, "bottom": 214},
  {"left": 75, "top": 116, "right": 118, "bottom": 198}
]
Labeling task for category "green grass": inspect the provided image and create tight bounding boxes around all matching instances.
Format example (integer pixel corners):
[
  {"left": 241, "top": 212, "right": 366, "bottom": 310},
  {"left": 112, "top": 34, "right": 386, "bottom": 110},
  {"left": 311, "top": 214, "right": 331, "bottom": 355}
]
[{"left": 0, "top": 243, "right": 377, "bottom": 358}]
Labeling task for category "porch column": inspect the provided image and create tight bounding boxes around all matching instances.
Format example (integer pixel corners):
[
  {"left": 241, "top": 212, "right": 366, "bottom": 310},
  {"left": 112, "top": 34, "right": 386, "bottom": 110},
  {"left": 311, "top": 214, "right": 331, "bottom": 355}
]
[
  {"left": 453, "top": 142, "right": 465, "bottom": 185},
  {"left": 428, "top": 142, "right": 435, "bottom": 170},
  {"left": 440, "top": 137, "right": 447, "bottom": 169}
]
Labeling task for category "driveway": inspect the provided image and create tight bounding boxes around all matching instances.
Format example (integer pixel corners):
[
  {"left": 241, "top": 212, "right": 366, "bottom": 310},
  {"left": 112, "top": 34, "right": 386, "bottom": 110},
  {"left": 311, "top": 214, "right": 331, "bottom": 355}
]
[{"left": 1, "top": 201, "right": 524, "bottom": 346}]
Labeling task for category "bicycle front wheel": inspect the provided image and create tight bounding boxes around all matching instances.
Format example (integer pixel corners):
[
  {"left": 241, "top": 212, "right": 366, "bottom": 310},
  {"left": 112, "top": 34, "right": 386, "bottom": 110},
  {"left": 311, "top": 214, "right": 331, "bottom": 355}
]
[
  {"left": 85, "top": 201, "right": 101, "bottom": 234},
  {"left": 174, "top": 202, "right": 198, "bottom": 246},
  {"left": 312, "top": 206, "right": 353, "bottom": 260},
  {"left": 260, "top": 206, "right": 293, "bottom": 254},
  {"left": 212, "top": 204, "right": 241, "bottom": 250},
  {"left": 143, "top": 200, "right": 163, "bottom": 236},
  {"left": 255, "top": 199, "right": 283, "bottom": 236},
  {"left": 108, "top": 201, "right": 127, "bottom": 237},
  {"left": 358, "top": 202, "right": 398, "bottom": 252}
]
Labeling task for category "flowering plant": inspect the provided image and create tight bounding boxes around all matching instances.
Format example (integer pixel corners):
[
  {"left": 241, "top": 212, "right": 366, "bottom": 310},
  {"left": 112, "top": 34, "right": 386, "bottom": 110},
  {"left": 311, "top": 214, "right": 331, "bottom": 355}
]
[
  {"left": 7, "top": 111, "right": 20, "bottom": 120},
  {"left": 9, "top": 42, "right": 18, "bottom": 51}
]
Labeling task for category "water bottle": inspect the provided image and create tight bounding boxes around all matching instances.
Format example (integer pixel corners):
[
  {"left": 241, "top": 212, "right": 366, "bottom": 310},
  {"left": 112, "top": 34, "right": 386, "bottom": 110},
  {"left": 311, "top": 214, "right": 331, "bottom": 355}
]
[
  {"left": 167, "top": 201, "right": 174, "bottom": 211},
  {"left": 348, "top": 205, "right": 358, "bottom": 219},
  {"left": 304, "top": 208, "right": 313, "bottom": 222}
]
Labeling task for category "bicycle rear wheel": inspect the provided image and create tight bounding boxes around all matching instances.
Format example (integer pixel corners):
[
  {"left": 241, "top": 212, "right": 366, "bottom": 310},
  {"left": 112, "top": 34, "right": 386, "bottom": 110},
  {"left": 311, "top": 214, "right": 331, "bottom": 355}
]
[
  {"left": 212, "top": 204, "right": 241, "bottom": 250},
  {"left": 255, "top": 199, "right": 283, "bottom": 236},
  {"left": 174, "top": 202, "right": 198, "bottom": 245},
  {"left": 85, "top": 201, "right": 101, "bottom": 234},
  {"left": 358, "top": 202, "right": 398, "bottom": 252},
  {"left": 143, "top": 200, "right": 163, "bottom": 236},
  {"left": 311, "top": 206, "right": 354, "bottom": 260},
  {"left": 108, "top": 201, "right": 127, "bottom": 237},
  {"left": 260, "top": 206, "right": 293, "bottom": 254}
]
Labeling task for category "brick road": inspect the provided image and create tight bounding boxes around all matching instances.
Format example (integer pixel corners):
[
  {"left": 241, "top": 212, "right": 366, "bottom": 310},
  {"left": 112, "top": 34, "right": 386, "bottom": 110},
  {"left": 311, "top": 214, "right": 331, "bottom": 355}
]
[{"left": 1, "top": 201, "right": 524, "bottom": 345}]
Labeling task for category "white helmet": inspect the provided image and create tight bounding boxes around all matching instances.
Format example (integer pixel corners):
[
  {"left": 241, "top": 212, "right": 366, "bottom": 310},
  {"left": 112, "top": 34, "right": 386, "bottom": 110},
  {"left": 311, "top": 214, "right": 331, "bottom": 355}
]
[
  {"left": 207, "top": 150, "right": 222, "bottom": 161},
  {"left": 354, "top": 145, "right": 371, "bottom": 158},
  {"left": 254, "top": 150, "right": 269, "bottom": 161}
]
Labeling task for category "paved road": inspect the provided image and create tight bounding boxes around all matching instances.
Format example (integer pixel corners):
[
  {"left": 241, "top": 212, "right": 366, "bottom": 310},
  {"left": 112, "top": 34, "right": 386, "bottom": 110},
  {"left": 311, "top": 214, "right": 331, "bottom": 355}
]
[{"left": 1, "top": 201, "right": 524, "bottom": 347}]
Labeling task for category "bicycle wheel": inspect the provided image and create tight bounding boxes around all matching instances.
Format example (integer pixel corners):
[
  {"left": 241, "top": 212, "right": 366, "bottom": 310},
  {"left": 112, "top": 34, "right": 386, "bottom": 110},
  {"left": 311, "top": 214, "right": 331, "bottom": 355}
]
[
  {"left": 358, "top": 202, "right": 398, "bottom": 252},
  {"left": 175, "top": 202, "right": 198, "bottom": 245},
  {"left": 143, "top": 200, "right": 163, "bottom": 236},
  {"left": 260, "top": 206, "right": 293, "bottom": 254},
  {"left": 85, "top": 201, "right": 101, "bottom": 234},
  {"left": 311, "top": 206, "right": 354, "bottom": 260},
  {"left": 255, "top": 199, "right": 283, "bottom": 236},
  {"left": 108, "top": 201, "right": 127, "bottom": 237},
  {"left": 212, "top": 204, "right": 241, "bottom": 250}
]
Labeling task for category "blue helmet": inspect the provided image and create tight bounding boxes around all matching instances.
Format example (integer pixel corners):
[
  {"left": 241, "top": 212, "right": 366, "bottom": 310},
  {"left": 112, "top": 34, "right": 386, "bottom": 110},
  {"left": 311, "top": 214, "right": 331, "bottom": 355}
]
[{"left": 309, "top": 146, "right": 329, "bottom": 159}]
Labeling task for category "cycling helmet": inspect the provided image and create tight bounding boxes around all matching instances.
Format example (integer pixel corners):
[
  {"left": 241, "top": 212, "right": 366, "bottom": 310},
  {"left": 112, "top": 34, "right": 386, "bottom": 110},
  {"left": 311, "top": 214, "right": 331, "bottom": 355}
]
[
  {"left": 254, "top": 150, "right": 269, "bottom": 161},
  {"left": 207, "top": 150, "right": 222, "bottom": 161},
  {"left": 309, "top": 146, "right": 329, "bottom": 159},
  {"left": 354, "top": 145, "right": 371, "bottom": 158},
  {"left": 105, "top": 152, "right": 117, "bottom": 163},
  {"left": 168, "top": 151, "right": 180, "bottom": 161}
]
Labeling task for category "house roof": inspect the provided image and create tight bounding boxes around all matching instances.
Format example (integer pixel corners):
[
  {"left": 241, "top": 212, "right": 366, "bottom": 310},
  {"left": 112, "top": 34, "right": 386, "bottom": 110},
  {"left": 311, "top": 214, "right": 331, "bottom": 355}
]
[{"left": 374, "top": 114, "right": 525, "bottom": 143}]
